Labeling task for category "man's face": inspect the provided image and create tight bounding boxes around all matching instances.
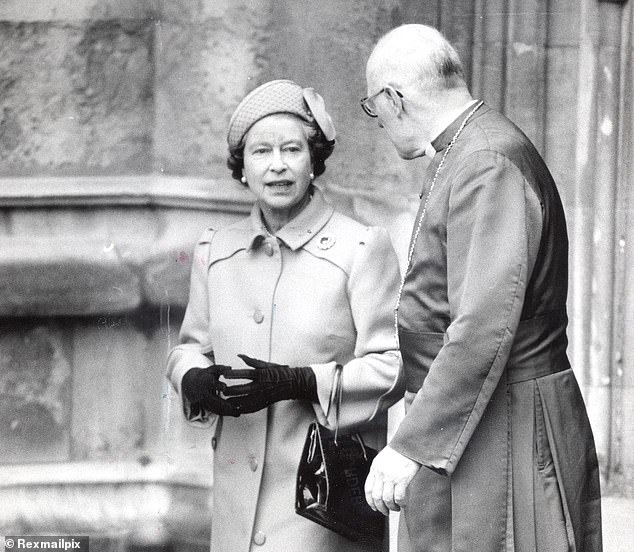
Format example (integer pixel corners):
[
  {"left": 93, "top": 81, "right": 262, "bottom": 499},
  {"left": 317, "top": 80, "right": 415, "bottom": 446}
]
[{"left": 365, "top": 70, "right": 420, "bottom": 160}]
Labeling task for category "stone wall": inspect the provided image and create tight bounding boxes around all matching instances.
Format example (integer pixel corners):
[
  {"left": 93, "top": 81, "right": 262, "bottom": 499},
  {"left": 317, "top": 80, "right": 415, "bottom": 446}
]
[{"left": 0, "top": 4, "right": 154, "bottom": 176}]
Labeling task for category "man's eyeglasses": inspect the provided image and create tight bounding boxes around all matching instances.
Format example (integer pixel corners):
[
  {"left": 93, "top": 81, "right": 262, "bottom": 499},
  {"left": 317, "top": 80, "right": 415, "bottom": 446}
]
[{"left": 360, "top": 86, "right": 403, "bottom": 118}]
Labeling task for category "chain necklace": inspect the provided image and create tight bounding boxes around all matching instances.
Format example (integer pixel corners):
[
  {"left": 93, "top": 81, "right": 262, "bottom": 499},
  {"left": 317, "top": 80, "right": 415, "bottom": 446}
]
[{"left": 394, "top": 101, "right": 483, "bottom": 344}]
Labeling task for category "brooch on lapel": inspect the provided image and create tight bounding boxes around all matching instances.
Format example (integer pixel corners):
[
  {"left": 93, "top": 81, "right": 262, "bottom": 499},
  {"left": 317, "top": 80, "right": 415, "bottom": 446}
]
[{"left": 317, "top": 234, "right": 336, "bottom": 250}]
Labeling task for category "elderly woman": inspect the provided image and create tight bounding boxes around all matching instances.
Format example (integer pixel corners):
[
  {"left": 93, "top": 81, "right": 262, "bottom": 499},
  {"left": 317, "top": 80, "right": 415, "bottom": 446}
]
[{"left": 167, "top": 80, "right": 403, "bottom": 552}]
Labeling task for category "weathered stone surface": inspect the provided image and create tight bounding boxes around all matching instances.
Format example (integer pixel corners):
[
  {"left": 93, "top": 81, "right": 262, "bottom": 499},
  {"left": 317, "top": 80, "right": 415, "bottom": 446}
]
[
  {"left": 547, "top": 0, "right": 581, "bottom": 46},
  {"left": 0, "top": 177, "right": 254, "bottom": 315},
  {"left": 0, "top": 324, "right": 71, "bottom": 463},
  {"left": 0, "top": 460, "right": 210, "bottom": 549},
  {"left": 154, "top": 1, "right": 269, "bottom": 177},
  {"left": 0, "top": 0, "right": 158, "bottom": 22},
  {"left": 0, "top": 237, "right": 141, "bottom": 315},
  {"left": 0, "top": 19, "right": 153, "bottom": 176},
  {"left": 70, "top": 321, "right": 155, "bottom": 459},
  {"left": 505, "top": 44, "right": 547, "bottom": 150},
  {"left": 544, "top": 47, "right": 579, "bottom": 208}
]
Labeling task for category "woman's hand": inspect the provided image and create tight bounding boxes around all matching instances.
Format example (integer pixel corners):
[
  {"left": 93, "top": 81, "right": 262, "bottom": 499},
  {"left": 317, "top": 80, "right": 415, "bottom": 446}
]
[
  {"left": 181, "top": 365, "right": 241, "bottom": 417},
  {"left": 223, "top": 354, "right": 317, "bottom": 413}
]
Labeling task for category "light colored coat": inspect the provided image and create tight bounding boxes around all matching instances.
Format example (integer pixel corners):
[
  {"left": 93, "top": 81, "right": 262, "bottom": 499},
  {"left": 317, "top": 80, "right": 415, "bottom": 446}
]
[{"left": 167, "top": 189, "right": 403, "bottom": 552}]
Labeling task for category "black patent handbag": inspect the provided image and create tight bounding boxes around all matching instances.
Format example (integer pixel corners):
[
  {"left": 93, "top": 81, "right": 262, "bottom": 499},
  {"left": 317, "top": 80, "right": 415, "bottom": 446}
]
[{"left": 295, "top": 364, "right": 385, "bottom": 543}]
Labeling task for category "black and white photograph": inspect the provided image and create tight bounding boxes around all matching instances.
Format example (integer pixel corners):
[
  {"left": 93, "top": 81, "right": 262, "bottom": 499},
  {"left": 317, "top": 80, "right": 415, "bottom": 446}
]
[{"left": 0, "top": 1, "right": 632, "bottom": 551}]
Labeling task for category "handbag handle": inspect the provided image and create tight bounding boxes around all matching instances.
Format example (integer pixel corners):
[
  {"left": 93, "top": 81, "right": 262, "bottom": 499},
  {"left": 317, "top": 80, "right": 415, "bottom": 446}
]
[
  {"left": 332, "top": 364, "right": 343, "bottom": 445},
  {"left": 330, "top": 364, "right": 369, "bottom": 460}
]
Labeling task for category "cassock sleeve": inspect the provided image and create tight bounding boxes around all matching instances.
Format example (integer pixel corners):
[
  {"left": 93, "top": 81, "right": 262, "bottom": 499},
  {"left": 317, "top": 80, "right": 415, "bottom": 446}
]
[{"left": 389, "top": 150, "right": 543, "bottom": 475}]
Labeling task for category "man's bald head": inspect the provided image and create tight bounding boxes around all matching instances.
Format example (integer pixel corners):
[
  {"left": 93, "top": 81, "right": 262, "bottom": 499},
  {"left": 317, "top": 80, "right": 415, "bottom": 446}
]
[{"left": 367, "top": 24, "right": 466, "bottom": 93}]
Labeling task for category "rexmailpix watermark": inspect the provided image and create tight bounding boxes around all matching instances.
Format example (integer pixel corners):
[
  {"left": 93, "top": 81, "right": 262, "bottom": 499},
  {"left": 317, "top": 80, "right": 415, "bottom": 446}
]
[{"left": 3, "top": 537, "right": 89, "bottom": 552}]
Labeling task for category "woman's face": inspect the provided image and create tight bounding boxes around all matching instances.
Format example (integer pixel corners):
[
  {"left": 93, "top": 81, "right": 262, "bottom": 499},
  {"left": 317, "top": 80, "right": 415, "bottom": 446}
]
[{"left": 242, "top": 113, "right": 313, "bottom": 223}]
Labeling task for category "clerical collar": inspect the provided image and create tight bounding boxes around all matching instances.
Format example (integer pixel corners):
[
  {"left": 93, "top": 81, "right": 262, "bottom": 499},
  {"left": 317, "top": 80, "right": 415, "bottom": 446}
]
[{"left": 423, "top": 99, "right": 479, "bottom": 159}]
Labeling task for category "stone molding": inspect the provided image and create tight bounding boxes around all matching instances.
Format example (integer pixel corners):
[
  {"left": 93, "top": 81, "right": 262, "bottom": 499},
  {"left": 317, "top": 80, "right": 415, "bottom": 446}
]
[
  {"left": 0, "top": 459, "right": 211, "bottom": 545},
  {"left": 0, "top": 175, "right": 253, "bottom": 212},
  {"left": 0, "top": 175, "right": 253, "bottom": 315}
]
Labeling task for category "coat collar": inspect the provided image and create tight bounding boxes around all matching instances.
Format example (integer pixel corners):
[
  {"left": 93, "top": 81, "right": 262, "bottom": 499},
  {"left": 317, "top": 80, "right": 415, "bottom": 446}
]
[
  {"left": 246, "top": 186, "right": 335, "bottom": 251},
  {"left": 431, "top": 100, "right": 487, "bottom": 154}
]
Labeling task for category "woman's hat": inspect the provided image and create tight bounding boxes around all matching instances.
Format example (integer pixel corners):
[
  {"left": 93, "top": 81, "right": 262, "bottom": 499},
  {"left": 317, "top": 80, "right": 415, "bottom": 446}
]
[{"left": 227, "top": 79, "right": 336, "bottom": 149}]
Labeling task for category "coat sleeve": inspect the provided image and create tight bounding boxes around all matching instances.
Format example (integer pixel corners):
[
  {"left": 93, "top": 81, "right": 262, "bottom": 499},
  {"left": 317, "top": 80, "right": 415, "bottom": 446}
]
[
  {"left": 389, "top": 151, "right": 543, "bottom": 474},
  {"left": 311, "top": 226, "right": 404, "bottom": 431},
  {"left": 166, "top": 229, "right": 216, "bottom": 428}
]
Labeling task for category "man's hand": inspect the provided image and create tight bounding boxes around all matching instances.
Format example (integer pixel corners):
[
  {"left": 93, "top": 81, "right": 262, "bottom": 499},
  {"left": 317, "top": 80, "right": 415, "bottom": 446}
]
[{"left": 364, "top": 445, "right": 421, "bottom": 516}]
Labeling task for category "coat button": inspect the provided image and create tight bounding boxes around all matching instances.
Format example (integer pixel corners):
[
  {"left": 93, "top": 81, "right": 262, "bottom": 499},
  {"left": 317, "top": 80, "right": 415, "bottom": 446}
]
[
  {"left": 249, "top": 456, "right": 258, "bottom": 471},
  {"left": 263, "top": 243, "right": 274, "bottom": 256},
  {"left": 253, "top": 531, "right": 266, "bottom": 546},
  {"left": 253, "top": 309, "right": 264, "bottom": 324},
  {"left": 211, "top": 437, "right": 217, "bottom": 450}
]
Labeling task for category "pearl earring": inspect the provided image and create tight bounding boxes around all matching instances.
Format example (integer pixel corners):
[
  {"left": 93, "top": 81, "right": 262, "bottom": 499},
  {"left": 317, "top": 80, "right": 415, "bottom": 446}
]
[
  {"left": 309, "top": 172, "right": 314, "bottom": 181},
  {"left": 241, "top": 176, "right": 247, "bottom": 184}
]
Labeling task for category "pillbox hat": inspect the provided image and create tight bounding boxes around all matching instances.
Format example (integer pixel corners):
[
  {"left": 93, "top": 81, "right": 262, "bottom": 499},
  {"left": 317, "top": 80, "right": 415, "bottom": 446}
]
[{"left": 227, "top": 79, "right": 336, "bottom": 149}]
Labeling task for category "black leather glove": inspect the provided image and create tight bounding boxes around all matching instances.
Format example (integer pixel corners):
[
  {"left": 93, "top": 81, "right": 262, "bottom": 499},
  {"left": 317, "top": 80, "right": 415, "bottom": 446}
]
[
  {"left": 223, "top": 354, "right": 318, "bottom": 414},
  {"left": 181, "top": 365, "right": 240, "bottom": 417}
]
